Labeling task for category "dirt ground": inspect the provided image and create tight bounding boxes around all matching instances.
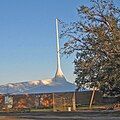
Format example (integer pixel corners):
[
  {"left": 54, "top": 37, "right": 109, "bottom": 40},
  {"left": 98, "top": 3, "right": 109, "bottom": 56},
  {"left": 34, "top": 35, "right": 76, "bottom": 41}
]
[{"left": 0, "top": 111, "right": 120, "bottom": 120}]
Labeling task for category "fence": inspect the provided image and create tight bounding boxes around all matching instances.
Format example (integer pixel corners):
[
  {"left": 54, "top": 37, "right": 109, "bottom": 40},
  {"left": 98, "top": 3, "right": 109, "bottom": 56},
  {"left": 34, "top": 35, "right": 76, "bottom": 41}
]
[{"left": 0, "top": 91, "right": 119, "bottom": 112}]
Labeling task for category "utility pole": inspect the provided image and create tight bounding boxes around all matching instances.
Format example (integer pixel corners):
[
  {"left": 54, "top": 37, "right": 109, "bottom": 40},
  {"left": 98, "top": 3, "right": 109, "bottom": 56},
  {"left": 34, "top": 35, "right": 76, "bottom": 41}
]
[
  {"left": 52, "top": 93, "right": 55, "bottom": 111},
  {"left": 72, "top": 92, "right": 76, "bottom": 111}
]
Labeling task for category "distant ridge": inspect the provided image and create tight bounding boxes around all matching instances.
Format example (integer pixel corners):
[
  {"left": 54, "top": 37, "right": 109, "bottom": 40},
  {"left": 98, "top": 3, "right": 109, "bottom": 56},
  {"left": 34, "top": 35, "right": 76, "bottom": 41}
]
[{"left": 0, "top": 78, "right": 75, "bottom": 94}]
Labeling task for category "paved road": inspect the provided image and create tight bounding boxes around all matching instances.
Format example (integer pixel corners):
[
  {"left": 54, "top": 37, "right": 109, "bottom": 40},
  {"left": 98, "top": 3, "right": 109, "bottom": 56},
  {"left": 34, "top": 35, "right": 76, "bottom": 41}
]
[{"left": 0, "top": 111, "right": 120, "bottom": 120}]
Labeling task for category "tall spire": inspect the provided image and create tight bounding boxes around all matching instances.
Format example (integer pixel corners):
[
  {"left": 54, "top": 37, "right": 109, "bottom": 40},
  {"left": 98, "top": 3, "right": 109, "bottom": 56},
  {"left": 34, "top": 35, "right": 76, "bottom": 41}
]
[{"left": 55, "top": 18, "right": 64, "bottom": 77}]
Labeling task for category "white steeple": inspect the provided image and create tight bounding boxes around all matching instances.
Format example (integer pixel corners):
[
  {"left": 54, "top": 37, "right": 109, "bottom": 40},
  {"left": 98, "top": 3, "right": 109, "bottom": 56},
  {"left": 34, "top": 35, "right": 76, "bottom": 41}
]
[{"left": 55, "top": 18, "right": 64, "bottom": 77}]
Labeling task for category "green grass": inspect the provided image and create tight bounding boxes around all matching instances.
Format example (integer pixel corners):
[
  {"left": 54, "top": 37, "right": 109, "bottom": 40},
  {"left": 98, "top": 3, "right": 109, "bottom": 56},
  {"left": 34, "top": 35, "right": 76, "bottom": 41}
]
[
  {"left": 30, "top": 108, "right": 53, "bottom": 112},
  {"left": 76, "top": 104, "right": 114, "bottom": 110}
]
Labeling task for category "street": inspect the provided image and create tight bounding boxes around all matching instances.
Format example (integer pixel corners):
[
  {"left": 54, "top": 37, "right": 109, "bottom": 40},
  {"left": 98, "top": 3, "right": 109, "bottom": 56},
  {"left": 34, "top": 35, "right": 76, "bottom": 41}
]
[{"left": 0, "top": 111, "right": 120, "bottom": 120}]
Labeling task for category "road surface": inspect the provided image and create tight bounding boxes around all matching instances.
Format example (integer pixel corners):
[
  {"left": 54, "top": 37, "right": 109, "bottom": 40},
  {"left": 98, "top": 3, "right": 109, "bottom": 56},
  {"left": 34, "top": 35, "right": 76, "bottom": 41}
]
[{"left": 0, "top": 111, "right": 120, "bottom": 120}]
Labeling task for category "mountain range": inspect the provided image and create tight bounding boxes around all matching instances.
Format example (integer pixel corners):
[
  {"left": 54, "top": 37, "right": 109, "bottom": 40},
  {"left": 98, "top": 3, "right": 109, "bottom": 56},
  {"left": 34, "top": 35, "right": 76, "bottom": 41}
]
[{"left": 0, "top": 76, "right": 76, "bottom": 94}]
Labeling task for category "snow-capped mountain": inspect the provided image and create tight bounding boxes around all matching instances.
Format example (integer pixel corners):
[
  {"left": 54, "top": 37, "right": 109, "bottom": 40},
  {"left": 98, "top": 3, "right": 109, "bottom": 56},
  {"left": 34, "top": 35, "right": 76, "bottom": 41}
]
[
  {"left": 0, "top": 19, "right": 76, "bottom": 94},
  {"left": 0, "top": 76, "right": 75, "bottom": 94}
]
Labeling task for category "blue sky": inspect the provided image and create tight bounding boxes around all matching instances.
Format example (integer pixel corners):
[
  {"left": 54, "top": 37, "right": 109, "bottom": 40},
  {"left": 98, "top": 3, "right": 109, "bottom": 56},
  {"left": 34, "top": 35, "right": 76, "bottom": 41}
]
[{"left": 0, "top": 0, "right": 120, "bottom": 85}]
